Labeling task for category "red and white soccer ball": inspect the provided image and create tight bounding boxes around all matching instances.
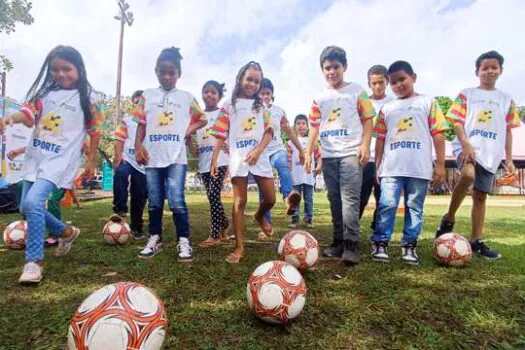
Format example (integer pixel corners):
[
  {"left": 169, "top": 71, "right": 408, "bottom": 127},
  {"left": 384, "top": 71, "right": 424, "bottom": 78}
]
[
  {"left": 277, "top": 230, "right": 319, "bottom": 271},
  {"left": 68, "top": 282, "right": 168, "bottom": 350},
  {"left": 102, "top": 221, "right": 130, "bottom": 245},
  {"left": 3, "top": 220, "right": 28, "bottom": 249},
  {"left": 247, "top": 260, "right": 306, "bottom": 324},
  {"left": 433, "top": 233, "right": 472, "bottom": 267}
]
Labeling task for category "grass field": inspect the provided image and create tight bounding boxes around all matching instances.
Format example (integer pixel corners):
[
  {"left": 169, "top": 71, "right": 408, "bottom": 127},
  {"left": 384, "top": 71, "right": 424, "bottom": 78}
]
[{"left": 1, "top": 193, "right": 525, "bottom": 350}]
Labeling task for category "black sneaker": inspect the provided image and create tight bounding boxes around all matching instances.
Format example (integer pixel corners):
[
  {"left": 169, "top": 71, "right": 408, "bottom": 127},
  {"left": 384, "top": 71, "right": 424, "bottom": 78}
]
[
  {"left": 371, "top": 241, "right": 389, "bottom": 263},
  {"left": 436, "top": 215, "right": 455, "bottom": 238},
  {"left": 323, "top": 240, "right": 344, "bottom": 258},
  {"left": 401, "top": 241, "right": 420, "bottom": 265},
  {"left": 131, "top": 230, "right": 146, "bottom": 240},
  {"left": 471, "top": 240, "right": 501, "bottom": 260},
  {"left": 138, "top": 235, "right": 163, "bottom": 259},
  {"left": 341, "top": 240, "right": 360, "bottom": 265}
]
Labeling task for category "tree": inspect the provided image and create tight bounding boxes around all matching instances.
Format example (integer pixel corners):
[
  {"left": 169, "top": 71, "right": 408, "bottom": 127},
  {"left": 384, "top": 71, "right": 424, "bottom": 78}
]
[
  {"left": 0, "top": 0, "right": 34, "bottom": 72},
  {"left": 519, "top": 106, "right": 525, "bottom": 123}
]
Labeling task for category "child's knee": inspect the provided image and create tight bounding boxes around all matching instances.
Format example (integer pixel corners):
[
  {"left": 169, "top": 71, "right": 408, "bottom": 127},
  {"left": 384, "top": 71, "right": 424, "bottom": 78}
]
[
  {"left": 21, "top": 197, "right": 38, "bottom": 214},
  {"left": 233, "top": 197, "right": 247, "bottom": 211},
  {"left": 460, "top": 165, "right": 476, "bottom": 184},
  {"left": 472, "top": 190, "right": 487, "bottom": 203}
]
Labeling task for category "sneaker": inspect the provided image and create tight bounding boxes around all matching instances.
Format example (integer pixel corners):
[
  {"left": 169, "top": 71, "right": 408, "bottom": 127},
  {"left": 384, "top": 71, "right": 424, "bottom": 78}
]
[
  {"left": 177, "top": 237, "right": 193, "bottom": 262},
  {"left": 435, "top": 215, "right": 455, "bottom": 238},
  {"left": 19, "top": 262, "right": 43, "bottom": 284},
  {"left": 54, "top": 226, "right": 80, "bottom": 257},
  {"left": 323, "top": 240, "right": 344, "bottom": 258},
  {"left": 304, "top": 220, "right": 314, "bottom": 229},
  {"left": 109, "top": 214, "right": 124, "bottom": 223},
  {"left": 341, "top": 240, "right": 360, "bottom": 265},
  {"left": 44, "top": 237, "right": 59, "bottom": 247},
  {"left": 371, "top": 241, "right": 389, "bottom": 263},
  {"left": 401, "top": 242, "right": 420, "bottom": 265},
  {"left": 471, "top": 240, "right": 501, "bottom": 260},
  {"left": 131, "top": 230, "right": 146, "bottom": 240},
  {"left": 138, "top": 235, "right": 163, "bottom": 259},
  {"left": 288, "top": 221, "right": 299, "bottom": 229},
  {"left": 285, "top": 190, "right": 301, "bottom": 215}
]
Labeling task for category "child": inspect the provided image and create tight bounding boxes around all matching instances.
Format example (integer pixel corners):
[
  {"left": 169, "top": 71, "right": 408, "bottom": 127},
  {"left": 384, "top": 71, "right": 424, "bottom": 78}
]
[
  {"left": 436, "top": 51, "right": 521, "bottom": 259},
  {"left": 210, "top": 61, "right": 275, "bottom": 264},
  {"left": 192, "top": 80, "right": 231, "bottom": 247},
  {"left": 258, "top": 78, "right": 302, "bottom": 235},
  {"left": 288, "top": 114, "right": 322, "bottom": 228},
  {"left": 372, "top": 60, "right": 448, "bottom": 265},
  {"left": 112, "top": 90, "right": 147, "bottom": 240},
  {"left": 304, "top": 46, "right": 375, "bottom": 265},
  {"left": 360, "top": 65, "right": 395, "bottom": 232},
  {"left": 0, "top": 45, "right": 105, "bottom": 284},
  {"left": 134, "top": 47, "right": 207, "bottom": 261}
]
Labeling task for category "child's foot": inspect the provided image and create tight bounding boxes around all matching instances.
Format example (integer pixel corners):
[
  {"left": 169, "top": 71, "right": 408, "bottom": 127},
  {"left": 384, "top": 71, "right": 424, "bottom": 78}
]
[
  {"left": 255, "top": 215, "right": 273, "bottom": 240},
  {"left": 109, "top": 214, "right": 125, "bottom": 223},
  {"left": 138, "top": 235, "right": 163, "bottom": 259},
  {"left": 131, "top": 230, "right": 146, "bottom": 240},
  {"left": 285, "top": 190, "right": 301, "bottom": 215},
  {"left": 401, "top": 242, "right": 420, "bottom": 265},
  {"left": 19, "top": 262, "right": 43, "bottom": 284},
  {"left": 371, "top": 241, "right": 389, "bottom": 263},
  {"left": 288, "top": 220, "right": 299, "bottom": 229},
  {"left": 44, "top": 237, "right": 59, "bottom": 247},
  {"left": 220, "top": 224, "right": 233, "bottom": 242},
  {"left": 199, "top": 236, "right": 223, "bottom": 248},
  {"left": 225, "top": 249, "right": 244, "bottom": 264},
  {"left": 323, "top": 240, "right": 344, "bottom": 258},
  {"left": 54, "top": 226, "right": 80, "bottom": 257},
  {"left": 435, "top": 215, "right": 455, "bottom": 238},
  {"left": 470, "top": 240, "right": 501, "bottom": 260},
  {"left": 341, "top": 240, "right": 360, "bottom": 265},
  {"left": 177, "top": 237, "right": 193, "bottom": 262},
  {"left": 304, "top": 220, "right": 314, "bottom": 229}
]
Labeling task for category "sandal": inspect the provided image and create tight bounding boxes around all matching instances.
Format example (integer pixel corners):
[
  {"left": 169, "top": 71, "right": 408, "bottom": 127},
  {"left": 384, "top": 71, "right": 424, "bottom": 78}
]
[
  {"left": 285, "top": 190, "right": 301, "bottom": 216},
  {"left": 220, "top": 224, "right": 233, "bottom": 242},
  {"left": 225, "top": 252, "right": 244, "bottom": 264},
  {"left": 198, "top": 237, "right": 223, "bottom": 248},
  {"left": 254, "top": 216, "right": 273, "bottom": 240}
]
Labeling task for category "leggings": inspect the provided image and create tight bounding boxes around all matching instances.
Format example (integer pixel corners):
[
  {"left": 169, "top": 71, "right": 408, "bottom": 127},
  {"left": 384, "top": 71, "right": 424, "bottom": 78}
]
[{"left": 201, "top": 166, "right": 229, "bottom": 239}]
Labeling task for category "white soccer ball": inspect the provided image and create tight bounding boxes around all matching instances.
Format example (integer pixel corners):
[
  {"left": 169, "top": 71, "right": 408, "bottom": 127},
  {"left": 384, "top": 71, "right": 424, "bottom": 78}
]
[
  {"left": 3, "top": 220, "right": 28, "bottom": 249},
  {"left": 247, "top": 260, "right": 306, "bottom": 324},
  {"left": 68, "top": 282, "right": 167, "bottom": 350},
  {"left": 433, "top": 233, "right": 472, "bottom": 267},
  {"left": 277, "top": 230, "right": 319, "bottom": 271},
  {"left": 102, "top": 221, "right": 130, "bottom": 245}
]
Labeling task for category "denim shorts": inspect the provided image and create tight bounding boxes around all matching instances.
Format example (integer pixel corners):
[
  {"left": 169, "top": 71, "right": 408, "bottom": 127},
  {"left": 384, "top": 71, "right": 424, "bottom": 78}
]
[{"left": 456, "top": 155, "right": 495, "bottom": 193}]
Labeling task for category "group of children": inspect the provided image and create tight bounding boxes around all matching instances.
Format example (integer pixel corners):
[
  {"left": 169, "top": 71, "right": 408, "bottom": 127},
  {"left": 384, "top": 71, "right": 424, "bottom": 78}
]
[{"left": 0, "top": 43, "right": 520, "bottom": 284}]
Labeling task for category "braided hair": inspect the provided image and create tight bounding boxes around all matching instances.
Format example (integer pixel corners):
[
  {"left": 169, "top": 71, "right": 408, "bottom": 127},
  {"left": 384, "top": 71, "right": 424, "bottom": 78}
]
[
  {"left": 156, "top": 47, "right": 183, "bottom": 75},
  {"left": 231, "top": 61, "right": 264, "bottom": 113}
]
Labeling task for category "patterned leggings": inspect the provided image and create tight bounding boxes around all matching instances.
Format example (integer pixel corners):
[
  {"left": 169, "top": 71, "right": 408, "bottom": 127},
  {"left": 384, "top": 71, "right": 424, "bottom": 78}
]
[{"left": 201, "top": 166, "right": 229, "bottom": 239}]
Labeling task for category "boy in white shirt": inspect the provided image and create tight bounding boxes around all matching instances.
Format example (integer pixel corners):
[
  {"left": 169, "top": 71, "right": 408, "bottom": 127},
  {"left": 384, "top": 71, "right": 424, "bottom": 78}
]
[
  {"left": 373, "top": 60, "right": 449, "bottom": 265},
  {"left": 436, "top": 51, "right": 521, "bottom": 259}
]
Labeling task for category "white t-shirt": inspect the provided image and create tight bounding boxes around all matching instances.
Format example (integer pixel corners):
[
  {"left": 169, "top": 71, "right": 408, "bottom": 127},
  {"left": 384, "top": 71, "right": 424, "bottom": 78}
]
[
  {"left": 4, "top": 123, "right": 33, "bottom": 184},
  {"left": 449, "top": 88, "right": 521, "bottom": 174},
  {"left": 289, "top": 136, "right": 316, "bottom": 186},
  {"left": 134, "top": 87, "right": 205, "bottom": 168},
  {"left": 309, "top": 83, "right": 376, "bottom": 158},
  {"left": 210, "top": 98, "right": 273, "bottom": 178},
  {"left": 114, "top": 114, "right": 145, "bottom": 174},
  {"left": 265, "top": 104, "right": 287, "bottom": 155},
  {"left": 369, "top": 95, "right": 395, "bottom": 162},
  {"left": 20, "top": 89, "right": 104, "bottom": 189},
  {"left": 197, "top": 110, "right": 229, "bottom": 174},
  {"left": 374, "top": 95, "right": 448, "bottom": 180}
]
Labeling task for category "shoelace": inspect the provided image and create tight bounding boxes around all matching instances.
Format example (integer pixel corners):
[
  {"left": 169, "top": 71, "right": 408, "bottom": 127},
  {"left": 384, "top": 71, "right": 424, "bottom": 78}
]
[
  {"left": 178, "top": 239, "right": 191, "bottom": 254},
  {"left": 24, "top": 262, "right": 40, "bottom": 274},
  {"left": 146, "top": 236, "right": 160, "bottom": 249}
]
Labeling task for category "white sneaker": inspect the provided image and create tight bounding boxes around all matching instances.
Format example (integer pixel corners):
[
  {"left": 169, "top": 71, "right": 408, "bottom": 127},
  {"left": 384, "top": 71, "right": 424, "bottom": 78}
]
[
  {"left": 19, "top": 262, "right": 43, "bottom": 284},
  {"left": 138, "top": 235, "right": 163, "bottom": 259},
  {"left": 177, "top": 237, "right": 193, "bottom": 262},
  {"left": 54, "top": 226, "right": 80, "bottom": 257}
]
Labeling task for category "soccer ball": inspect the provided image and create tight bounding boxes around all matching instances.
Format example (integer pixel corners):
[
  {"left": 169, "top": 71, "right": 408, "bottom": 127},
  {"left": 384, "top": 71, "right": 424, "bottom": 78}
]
[
  {"left": 247, "top": 261, "right": 306, "bottom": 324},
  {"left": 102, "top": 220, "right": 130, "bottom": 245},
  {"left": 68, "top": 282, "right": 167, "bottom": 350},
  {"left": 433, "top": 233, "right": 472, "bottom": 267},
  {"left": 277, "top": 230, "right": 319, "bottom": 271},
  {"left": 3, "top": 220, "right": 27, "bottom": 249}
]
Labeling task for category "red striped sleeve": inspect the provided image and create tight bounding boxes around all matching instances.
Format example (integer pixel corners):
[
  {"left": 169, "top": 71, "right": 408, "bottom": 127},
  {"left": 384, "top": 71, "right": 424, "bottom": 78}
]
[
  {"left": 309, "top": 100, "right": 321, "bottom": 128},
  {"left": 373, "top": 111, "right": 387, "bottom": 140},
  {"left": 209, "top": 107, "right": 230, "bottom": 140},
  {"left": 132, "top": 95, "right": 147, "bottom": 125}
]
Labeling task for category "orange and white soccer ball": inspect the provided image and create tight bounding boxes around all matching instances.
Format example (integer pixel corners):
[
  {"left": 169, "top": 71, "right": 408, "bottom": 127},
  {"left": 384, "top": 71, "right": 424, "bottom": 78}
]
[
  {"left": 247, "top": 260, "right": 306, "bottom": 324},
  {"left": 3, "top": 220, "right": 28, "bottom": 249},
  {"left": 68, "top": 282, "right": 167, "bottom": 350},
  {"left": 433, "top": 233, "right": 472, "bottom": 267},
  {"left": 277, "top": 230, "right": 319, "bottom": 271},
  {"left": 102, "top": 220, "right": 130, "bottom": 245}
]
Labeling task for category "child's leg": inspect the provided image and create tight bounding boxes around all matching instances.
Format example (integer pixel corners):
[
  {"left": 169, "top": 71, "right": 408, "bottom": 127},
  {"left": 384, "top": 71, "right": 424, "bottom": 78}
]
[
  {"left": 166, "top": 163, "right": 189, "bottom": 240},
  {"left": 112, "top": 162, "right": 131, "bottom": 215},
  {"left": 230, "top": 176, "right": 248, "bottom": 262},
  {"left": 145, "top": 168, "right": 166, "bottom": 237},
  {"left": 303, "top": 184, "right": 314, "bottom": 223},
  {"left": 272, "top": 150, "right": 299, "bottom": 214},
  {"left": 359, "top": 162, "right": 375, "bottom": 219},
  {"left": 471, "top": 189, "right": 487, "bottom": 240},
  {"left": 254, "top": 175, "right": 276, "bottom": 236},
  {"left": 372, "top": 177, "right": 403, "bottom": 243},
  {"left": 201, "top": 167, "right": 229, "bottom": 240},
  {"left": 401, "top": 178, "right": 429, "bottom": 245},
  {"left": 291, "top": 185, "right": 302, "bottom": 223},
  {"left": 340, "top": 156, "right": 362, "bottom": 243},
  {"left": 322, "top": 158, "right": 343, "bottom": 245},
  {"left": 371, "top": 170, "right": 381, "bottom": 231},
  {"left": 129, "top": 168, "right": 147, "bottom": 234},
  {"left": 445, "top": 162, "right": 475, "bottom": 222}
]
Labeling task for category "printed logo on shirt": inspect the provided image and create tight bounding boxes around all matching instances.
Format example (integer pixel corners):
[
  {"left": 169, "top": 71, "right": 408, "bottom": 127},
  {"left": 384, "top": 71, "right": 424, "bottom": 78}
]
[
  {"left": 390, "top": 116, "right": 421, "bottom": 150},
  {"left": 476, "top": 109, "right": 492, "bottom": 124},
  {"left": 202, "top": 128, "right": 211, "bottom": 139},
  {"left": 469, "top": 108, "right": 498, "bottom": 140},
  {"left": 157, "top": 111, "right": 175, "bottom": 127},
  {"left": 327, "top": 107, "right": 341, "bottom": 122},
  {"left": 396, "top": 117, "right": 414, "bottom": 135},
  {"left": 41, "top": 113, "right": 63, "bottom": 135},
  {"left": 242, "top": 116, "right": 257, "bottom": 133}
]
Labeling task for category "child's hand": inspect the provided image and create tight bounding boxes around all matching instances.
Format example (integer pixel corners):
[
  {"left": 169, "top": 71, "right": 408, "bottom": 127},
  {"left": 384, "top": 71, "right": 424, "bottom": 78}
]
[
  {"left": 113, "top": 154, "right": 123, "bottom": 170},
  {"left": 504, "top": 160, "right": 516, "bottom": 177},
  {"left": 313, "top": 164, "right": 322, "bottom": 176},
  {"left": 222, "top": 142, "right": 229, "bottom": 154},
  {"left": 245, "top": 148, "right": 262, "bottom": 166},
  {"left": 299, "top": 151, "right": 305, "bottom": 166},
  {"left": 7, "top": 149, "right": 21, "bottom": 161},
  {"left": 0, "top": 116, "right": 13, "bottom": 134},
  {"left": 460, "top": 142, "right": 476, "bottom": 164},
  {"left": 358, "top": 144, "right": 370, "bottom": 165},
  {"left": 432, "top": 164, "right": 445, "bottom": 187},
  {"left": 210, "top": 161, "right": 219, "bottom": 178},
  {"left": 83, "top": 160, "right": 96, "bottom": 179},
  {"left": 135, "top": 145, "right": 149, "bottom": 165},
  {"left": 304, "top": 153, "right": 312, "bottom": 173}
]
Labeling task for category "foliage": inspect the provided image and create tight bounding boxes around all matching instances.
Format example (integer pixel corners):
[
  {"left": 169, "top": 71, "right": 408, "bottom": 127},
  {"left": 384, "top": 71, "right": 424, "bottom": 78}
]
[{"left": 0, "top": 0, "right": 34, "bottom": 72}]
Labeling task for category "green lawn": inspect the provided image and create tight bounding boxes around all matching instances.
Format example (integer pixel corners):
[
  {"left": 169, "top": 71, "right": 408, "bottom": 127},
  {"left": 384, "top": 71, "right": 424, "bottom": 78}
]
[{"left": 1, "top": 193, "right": 525, "bottom": 350}]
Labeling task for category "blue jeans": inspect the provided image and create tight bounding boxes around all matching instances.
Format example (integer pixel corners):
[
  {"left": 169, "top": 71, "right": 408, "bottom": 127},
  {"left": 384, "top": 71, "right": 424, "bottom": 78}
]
[
  {"left": 372, "top": 177, "right": 429, "bottom": 244},
  {"left": 292, "top": 184, "right": 314, "bottom": 222},
  {"left": 113, "top": 162, "right": 147, "bottom": 232},
  {"left": 21, "top": 179, "right": 67, "bottom": 261},
  {"left": 146, "top": 164, "right": 189, "bottom": 239},
  {"left": 259, "top": 150, "right": 293, "bottom": 223}
]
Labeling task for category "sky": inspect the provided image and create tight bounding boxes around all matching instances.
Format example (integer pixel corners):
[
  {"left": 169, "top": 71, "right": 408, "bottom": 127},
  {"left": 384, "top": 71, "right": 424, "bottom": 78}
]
[{"left": 1, "top": 0, "right": 524, "bottom": 119}]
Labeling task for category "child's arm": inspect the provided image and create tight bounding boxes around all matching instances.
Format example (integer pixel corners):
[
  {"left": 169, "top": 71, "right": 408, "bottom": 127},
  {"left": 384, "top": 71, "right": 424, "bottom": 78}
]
[
  {"left": 186, "top": 120, "right": 207, "bottom": 139},
  {"left": 305, "top": 99, "right": 321, "bottom": 173},
  {"left": 375, "top": 138, "right": 384, "bottom": 173},
  {"left": 113, "top": 141, "right": 124, "bottom": 169},
  {"left": 373, "top": 110, "right": 387, "bottom": 179},
  {"left": 0, "top": 112, "right": 33, "bottom": 133},
  {"left": 83, "top": 103, "right": 106, "bottom": 179},
  {"left": 185, "top": 97, "right": 207, "bottom": 139},
  {"left": 134, "top": 124, "right": 149, "bottom": 165},
  {"left": 287, "top": 142, "right": 293, "bottom": 171},
  {"left": 432, "top": 133, "right": 446, "bottom": 186},
  {"left": 447, "top": 92, "right": 475, "bottom": 163},
  {"left": 210, "top": 138, "right": 225, "bottom": 177},
  {"left": 186, "top": 134, "right": 198, "bottom": 157},
  {"left": 283, "top": 120, "right": 304, "bottom": 165},
  {"left": 245, "top": 128, "right": 272, "bottom": 165},
  {"left": 503, "top": 101, "right": 521, "bottom": 176},
  {"left": 208, "top": 107, "right": 230, "bottom": 177},
  {"left": 357, "top": 91, "right": 376, "bottom": 165},
  {"left": 313, "top": 145, "right": 322, "bottom": 175},
  {"left": 7, "top": 146, "right": 27, "bottom": 160}
]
